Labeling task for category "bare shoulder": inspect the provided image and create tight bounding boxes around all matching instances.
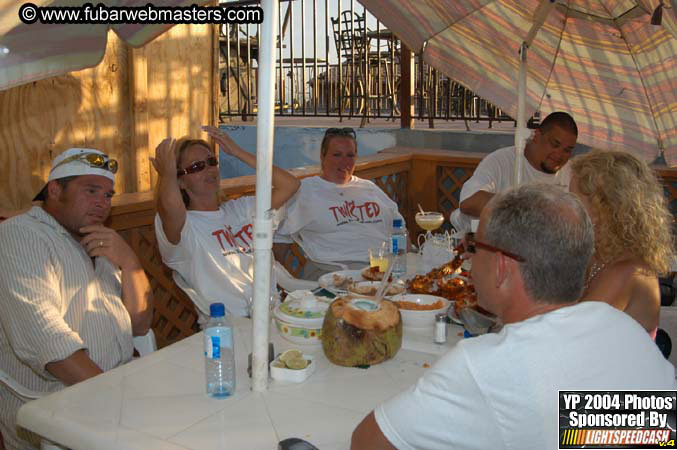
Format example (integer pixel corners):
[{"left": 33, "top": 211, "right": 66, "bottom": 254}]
[{"left": 590, "top": 259, "right": 659, "bottom": 332}]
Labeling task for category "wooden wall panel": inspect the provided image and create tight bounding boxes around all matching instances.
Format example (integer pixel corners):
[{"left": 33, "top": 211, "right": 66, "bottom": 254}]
[
  {"left": 0, "top": 25, "right": 216, "bottom": 211},
  {"left": 129, "top": 46, "right": 151, "bottom": 193},
  {"left": 0, "top": 32, "right": 130, "bottom": 210},
  {"left": 145, "top": 23, "right": 214, "bottom": 190}
]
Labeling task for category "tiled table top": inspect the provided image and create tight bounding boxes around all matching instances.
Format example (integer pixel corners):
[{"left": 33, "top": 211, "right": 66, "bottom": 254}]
[{"left": 17, "top": 317, "right": 464, "bottom": 450}]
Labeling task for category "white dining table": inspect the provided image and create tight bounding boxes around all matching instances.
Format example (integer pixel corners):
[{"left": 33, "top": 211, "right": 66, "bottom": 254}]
[{"left": 17, "top": 315, "right": 466, "bottom": 450}]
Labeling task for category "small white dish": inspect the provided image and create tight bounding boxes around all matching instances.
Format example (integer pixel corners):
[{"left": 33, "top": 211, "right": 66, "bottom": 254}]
[{"left": 270, "top": 354, "right": 315, "bottom": 383}]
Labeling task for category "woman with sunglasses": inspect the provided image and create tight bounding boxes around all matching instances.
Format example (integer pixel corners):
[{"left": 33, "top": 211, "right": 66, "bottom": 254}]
[
  {"left": 569, "top": 150, "right": 673, "bottom": 337},
  {"left": 150, "top": 126, "right": 300, "bottom": 322},
  {"left": 274, "top": 127, "right": 406, "bottom": 279}
]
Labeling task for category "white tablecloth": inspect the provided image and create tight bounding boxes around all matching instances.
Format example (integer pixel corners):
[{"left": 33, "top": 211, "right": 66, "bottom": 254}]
[{"left": 17, "top": 317, "right": 465, "bottom": 450}]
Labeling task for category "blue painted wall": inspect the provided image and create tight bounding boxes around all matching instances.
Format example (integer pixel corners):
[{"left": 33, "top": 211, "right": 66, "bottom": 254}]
[
  {"left": 217, "top": 125, "right": 591, "bottom": 179},
  {"left": 217, "top": 126, "right": 396, "bottom": 178}
]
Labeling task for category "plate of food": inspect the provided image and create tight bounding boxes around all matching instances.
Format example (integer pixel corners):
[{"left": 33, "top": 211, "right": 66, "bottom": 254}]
[
  {"left": 318, "top": 270, "right": 364, "bottom": 295},
  {"left": 447, "top": 289, "right": 501, "bottom": 334},
  {"left": 347, "top": 280, "right": 406, "bottom": 297},
  {"left": 446, "top": 304, "right": 463, "bottom": 325},
  {"left": 361, "top": 265, "right": 387, "bottom": 281},
  {"left": 360, "top": 265, "right": 415, "bottom": 283}
]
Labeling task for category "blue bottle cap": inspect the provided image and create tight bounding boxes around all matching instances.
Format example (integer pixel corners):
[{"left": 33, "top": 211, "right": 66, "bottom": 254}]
[
  {"left": 210, "top": 302, "right": 226, "bottom": 317},
  {"left": 393, "top": 218, "right": 403, "bottom": 227}
]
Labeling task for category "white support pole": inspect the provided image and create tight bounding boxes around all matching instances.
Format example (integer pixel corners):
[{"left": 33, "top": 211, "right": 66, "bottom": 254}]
[
  {"left": 514, "top": 42, "right": 528, "bottom": 187},
  {"left": 514, "top": 0, "right": 556, "bottom": 186},
  {"left": 252, "top": 0, "right": 279, "bottom": 393}
]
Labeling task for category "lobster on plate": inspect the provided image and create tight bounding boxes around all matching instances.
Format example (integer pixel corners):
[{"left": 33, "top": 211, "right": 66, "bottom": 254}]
[{"left": 408, "top": 248, "right": 472, "bottom": 299}]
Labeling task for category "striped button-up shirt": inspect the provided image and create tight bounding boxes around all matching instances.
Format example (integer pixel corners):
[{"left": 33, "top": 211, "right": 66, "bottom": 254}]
[{"left": 0, "top": 207, "right": 133, "bottom": 449}]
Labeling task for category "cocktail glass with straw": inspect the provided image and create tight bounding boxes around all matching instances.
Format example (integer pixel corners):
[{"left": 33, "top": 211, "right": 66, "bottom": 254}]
[{"left": 415, "top": 209, "right": 445, "bottom": 249}]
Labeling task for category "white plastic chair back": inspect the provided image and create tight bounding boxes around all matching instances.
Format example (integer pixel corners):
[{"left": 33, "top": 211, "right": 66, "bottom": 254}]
[
  {"left": 172, "top": 271, "right": 210, "bottom": 327},
  {"left": 273, "top": 261, "right": 319, "bottom": 291},
  {"left": 172, "top": 264, "right": 318, "bottom": 326},
  {"left": 133, "top": 329, "right": 157, "bottom": 357},
  {"left": 290, "top": 232, "right": 348, "bottom": 272},
  {"left": 0, "top": 368, "right": 43, "bottom": 400}
]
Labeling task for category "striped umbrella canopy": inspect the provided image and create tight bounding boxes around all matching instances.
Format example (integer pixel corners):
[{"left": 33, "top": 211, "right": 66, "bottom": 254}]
[
  {"left": 361, "top": 0, "right": 677, "bottom": 166},
  {"left": 0, "top": 0, "right": 210, "bottom": 91}
]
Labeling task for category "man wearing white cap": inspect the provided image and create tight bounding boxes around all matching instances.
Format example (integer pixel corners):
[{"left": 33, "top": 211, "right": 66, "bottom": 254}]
[{"left": 0, "top": 148, "right": 153, "bottom": 449}]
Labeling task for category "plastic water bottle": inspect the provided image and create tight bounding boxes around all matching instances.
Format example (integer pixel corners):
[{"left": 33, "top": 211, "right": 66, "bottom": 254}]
[
  {"left": 390, "top": 218, "right": 408, "bottom": 278},
  {"left": 204, "top": 303, "right": 235, "bottom": 398}
]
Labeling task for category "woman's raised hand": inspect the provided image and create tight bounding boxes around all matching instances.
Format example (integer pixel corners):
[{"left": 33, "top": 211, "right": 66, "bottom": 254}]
[{"left": 150, "top": 138, "right": 178, "bottom": 179}]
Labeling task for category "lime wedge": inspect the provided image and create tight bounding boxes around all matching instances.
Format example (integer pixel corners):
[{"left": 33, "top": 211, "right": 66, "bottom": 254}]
[
  {"left": 285, "top": 357, "right": 309, "bottom": 370},
  {"left": 279, "top": 349, "right": 303, "bottom": 363}
]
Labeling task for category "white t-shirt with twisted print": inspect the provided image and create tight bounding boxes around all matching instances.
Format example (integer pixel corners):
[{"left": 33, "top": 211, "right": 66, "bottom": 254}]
[
  {"left": 155, "top": 196, "right": 278, "bottom": 319},
  {"left": 275, "top": 176, "right": 405, "bottom": 263}
]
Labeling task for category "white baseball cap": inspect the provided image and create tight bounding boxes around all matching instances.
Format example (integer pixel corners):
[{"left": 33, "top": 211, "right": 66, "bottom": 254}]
[{"left": 34, "top": 148, "right": 117, "bottom": 201}]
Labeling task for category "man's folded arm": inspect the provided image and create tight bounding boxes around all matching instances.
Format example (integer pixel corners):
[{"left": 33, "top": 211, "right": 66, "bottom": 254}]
[
  {"left": 45, "top": 349, "right": 103, "bottom": 386},
  {"left": 459, "top": 190, "right": 494, "bottom": 218}
]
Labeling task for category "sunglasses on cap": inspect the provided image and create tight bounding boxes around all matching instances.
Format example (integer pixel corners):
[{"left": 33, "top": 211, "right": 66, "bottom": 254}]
[
  {"left": 465, "top": 232, "right": 526, "bottom": 262},
  {"left": 52, "top": 152, "right": 118, "bottom": 174},
  {"left": 325, "top": 127, "right": 356, "bottom": 139},
  {"left": 177, "top": 156, "right": 218, "bottom": 177}
]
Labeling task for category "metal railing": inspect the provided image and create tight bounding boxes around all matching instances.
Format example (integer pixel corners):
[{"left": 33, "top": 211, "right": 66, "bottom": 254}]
[{"left": 218, "top": 0, "right": 514, "bottom": 126}]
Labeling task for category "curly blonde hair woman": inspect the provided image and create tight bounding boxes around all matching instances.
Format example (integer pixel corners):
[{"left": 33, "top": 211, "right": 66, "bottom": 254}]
[{"left": 570, "top": 150, "right": 674, "bottom": 336}]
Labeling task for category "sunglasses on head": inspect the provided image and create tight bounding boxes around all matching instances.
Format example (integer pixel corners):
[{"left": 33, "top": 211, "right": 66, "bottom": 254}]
[
  {"left": 177, "top": 156, "right": 218, "bottom": 177},
  {"left": 325, "top": 127, "right": 356, "bottom": 139},
  {"left": 52, "top": 152, "right": 118, "bottom": 174},
  {"left": 465, "top": 232, "right": 526, "bottom": 262}
]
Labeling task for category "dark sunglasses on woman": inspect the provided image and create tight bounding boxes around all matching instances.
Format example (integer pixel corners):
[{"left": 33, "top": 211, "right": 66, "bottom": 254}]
[{"left": 177, "top": 156, "right": 218, "bottom": 177}]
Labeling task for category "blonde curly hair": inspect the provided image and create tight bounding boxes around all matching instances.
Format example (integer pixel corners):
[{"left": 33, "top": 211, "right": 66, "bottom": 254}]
[{"left": 570, "top": 150, "right": 674, "bottom": 275}]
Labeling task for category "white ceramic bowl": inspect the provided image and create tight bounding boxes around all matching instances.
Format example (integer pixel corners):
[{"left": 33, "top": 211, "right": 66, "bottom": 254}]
[
  {"left": 273, "top": 296, "right": 327, "bottom": 346},
  {"left": 391, "top": 294, "right": 450, "bottom": 328},
  {"left": 270, "top": 354, "right": 316, "bottom": 383},
  {"left": 273, "top": 317, "right": 323, "bottom": 345}
]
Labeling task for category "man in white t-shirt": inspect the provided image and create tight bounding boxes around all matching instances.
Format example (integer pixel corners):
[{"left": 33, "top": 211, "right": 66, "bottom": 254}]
[
  {"left": 450, "top": 112, "right": 577, "bottom": 233},
  {"left": 351, "top": 184, "right": 676, "bottom": 450}
]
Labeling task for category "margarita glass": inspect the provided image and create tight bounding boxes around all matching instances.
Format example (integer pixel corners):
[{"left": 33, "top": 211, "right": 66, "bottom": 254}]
[{"left": 415, "top": 211, "right": 444, "bottom": 248}]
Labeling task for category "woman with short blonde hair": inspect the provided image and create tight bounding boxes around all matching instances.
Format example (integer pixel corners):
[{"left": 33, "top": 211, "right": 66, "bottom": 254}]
[{"left": 570, "top": 150, "right": 674, "bottom": 335}]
